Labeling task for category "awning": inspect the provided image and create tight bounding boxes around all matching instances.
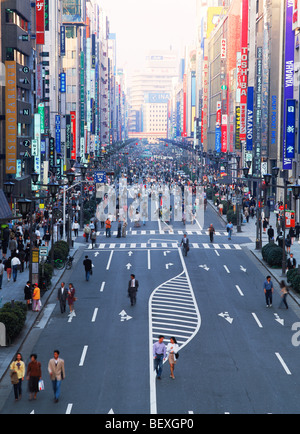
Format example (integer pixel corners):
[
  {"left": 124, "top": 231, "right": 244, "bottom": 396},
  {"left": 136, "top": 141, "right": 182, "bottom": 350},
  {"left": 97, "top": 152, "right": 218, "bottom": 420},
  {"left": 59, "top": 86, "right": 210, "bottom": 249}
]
[{"left": 0, "top": 190, "right": 13, "bottom": 221}]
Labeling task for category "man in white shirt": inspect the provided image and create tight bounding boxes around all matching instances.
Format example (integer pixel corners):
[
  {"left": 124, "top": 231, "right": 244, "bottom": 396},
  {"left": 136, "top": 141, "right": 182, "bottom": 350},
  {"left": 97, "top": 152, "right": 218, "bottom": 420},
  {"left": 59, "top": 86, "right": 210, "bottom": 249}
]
[{"left": 11, "top": 256, "right": 21, "bottom": 282}]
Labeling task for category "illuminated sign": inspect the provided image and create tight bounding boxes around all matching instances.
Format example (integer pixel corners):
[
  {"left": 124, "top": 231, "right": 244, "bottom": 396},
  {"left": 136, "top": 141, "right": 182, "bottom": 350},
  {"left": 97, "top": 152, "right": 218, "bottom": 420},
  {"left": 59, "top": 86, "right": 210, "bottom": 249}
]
[{"left": 5, "top": 61, "right": 17, "bottom": 175}]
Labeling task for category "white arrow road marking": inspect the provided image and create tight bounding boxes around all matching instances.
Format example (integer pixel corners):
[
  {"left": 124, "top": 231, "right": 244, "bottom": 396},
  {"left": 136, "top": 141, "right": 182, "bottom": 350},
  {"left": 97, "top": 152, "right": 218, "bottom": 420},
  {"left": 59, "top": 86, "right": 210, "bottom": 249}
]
[
  {"left": 126, "top": 263, "right": 132, "bottom": 270},
  {"left": 240, "top": 266, "right": 247, "bottom": 273},
  {"left": 68, "top": 311, "right": 76, "bottom": 323},
  {"left": 165, "top": 263, "right": 174, "bottom": 270},
  {"left": 163, "top": 251, "right": 171, "bottom": 256},
  {"left": 119, "top": 310, "right": 132, "bottom": 322},
  {"left": 199, "top": 264, "right": 210, "bottom": 271},
  {"left": 218, "top": 312, "right": 234, "bottom": 324},
  {"left": 128, "top": 251, "right": 133, "bottom": 257},
  {"left": 108, "top": 409, "right": 115, "bottom": 414},
  {"left": 94, "top": 251, "right": 100, "bottom": 257},
  {"left": 274, "top": 313, "right": 284, "bottom": 326}
]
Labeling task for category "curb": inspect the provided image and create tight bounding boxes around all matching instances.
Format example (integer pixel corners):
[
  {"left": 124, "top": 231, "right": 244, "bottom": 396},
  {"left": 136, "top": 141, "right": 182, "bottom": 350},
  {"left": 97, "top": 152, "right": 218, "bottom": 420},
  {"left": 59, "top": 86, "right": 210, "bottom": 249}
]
[{"left": 0, "top": 246, "right": 81, "bottom": 383}]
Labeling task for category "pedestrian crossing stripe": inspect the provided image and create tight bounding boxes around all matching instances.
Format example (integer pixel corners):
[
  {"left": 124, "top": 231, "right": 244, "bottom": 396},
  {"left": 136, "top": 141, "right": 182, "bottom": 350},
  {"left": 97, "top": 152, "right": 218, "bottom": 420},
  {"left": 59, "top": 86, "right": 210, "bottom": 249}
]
[
  {"left": 85, "top": 243, "right": 242, "bottom": 251},
  {"left": 93, "top": 230, "right": 228, "bottom": 237}
]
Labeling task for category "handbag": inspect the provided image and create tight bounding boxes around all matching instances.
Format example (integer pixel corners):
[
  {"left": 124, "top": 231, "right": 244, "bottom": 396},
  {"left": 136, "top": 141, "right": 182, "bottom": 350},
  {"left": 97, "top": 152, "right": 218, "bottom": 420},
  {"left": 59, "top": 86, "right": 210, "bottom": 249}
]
[
  {"left": 38, "top": 380, "right": 45, "bottom": 391},
  {"left": 10, "top": 371, "right": 19, "bottom": 385}
]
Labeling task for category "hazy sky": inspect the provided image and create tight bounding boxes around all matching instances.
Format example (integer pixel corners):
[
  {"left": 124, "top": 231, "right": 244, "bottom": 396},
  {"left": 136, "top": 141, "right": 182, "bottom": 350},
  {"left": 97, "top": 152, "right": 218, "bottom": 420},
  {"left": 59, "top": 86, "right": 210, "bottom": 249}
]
[{"left": 99, "top": 0, "right": 197, "bottom": 75}]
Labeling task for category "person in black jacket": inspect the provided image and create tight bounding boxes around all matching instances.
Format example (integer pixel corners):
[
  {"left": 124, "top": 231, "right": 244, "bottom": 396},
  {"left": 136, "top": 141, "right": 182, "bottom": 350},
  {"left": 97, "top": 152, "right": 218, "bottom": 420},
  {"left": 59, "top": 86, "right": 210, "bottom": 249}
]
[
  {"left": 24, "top": 281, "right": 33, "bottom": 310},
  {"left": 83, "top": 255, "right": 93, "bottom": 281},
  {"left": 128, "top": 274, "right": 139, "bottom": 306}
]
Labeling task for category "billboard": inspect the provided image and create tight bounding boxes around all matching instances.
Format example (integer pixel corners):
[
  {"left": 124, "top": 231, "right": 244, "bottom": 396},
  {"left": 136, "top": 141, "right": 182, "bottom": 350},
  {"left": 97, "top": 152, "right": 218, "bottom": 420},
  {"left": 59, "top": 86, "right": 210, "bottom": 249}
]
[
  {"left": 62, "top": 0, "right": 82, "bottom": 23},
  {"left": 283, "top": 0, "right": 295, "bottom": 170},
  {"left": 240, "top": 0, "right": 249, "bottom": 141},
  {"left": 36, "top": 0, "right": 45, "bottom": 45},
  {"left": 5, "top": 61, "right": 17, "bottom": 175}
]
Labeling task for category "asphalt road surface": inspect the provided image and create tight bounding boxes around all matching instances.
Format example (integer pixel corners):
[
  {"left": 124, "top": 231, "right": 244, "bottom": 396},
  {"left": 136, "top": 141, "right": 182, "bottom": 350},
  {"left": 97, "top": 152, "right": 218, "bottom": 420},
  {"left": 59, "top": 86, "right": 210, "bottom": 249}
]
[{"left": 1, "top": 206, "right": 300, "bottom": 414}]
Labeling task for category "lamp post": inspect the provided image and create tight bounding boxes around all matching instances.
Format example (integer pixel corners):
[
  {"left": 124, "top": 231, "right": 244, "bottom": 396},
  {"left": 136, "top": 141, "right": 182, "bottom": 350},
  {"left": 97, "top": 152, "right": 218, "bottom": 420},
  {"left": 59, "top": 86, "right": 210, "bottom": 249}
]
[
  {"left": 17, "top": 199, "right": 34, "bottom": 283},
  {"left": 48, "top": 183, "right": 60, "bottom": 268}
]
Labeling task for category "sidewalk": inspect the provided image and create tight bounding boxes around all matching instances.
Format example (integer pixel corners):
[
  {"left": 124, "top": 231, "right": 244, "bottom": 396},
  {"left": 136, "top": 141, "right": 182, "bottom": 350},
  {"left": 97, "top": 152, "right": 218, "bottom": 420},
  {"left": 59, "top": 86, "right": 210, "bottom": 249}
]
[
  {"left": 0, "top": 241, "right": 81, "bottom": 382},
  {"left": 209, "top": 200, "right": 300, "bottom": 303}
]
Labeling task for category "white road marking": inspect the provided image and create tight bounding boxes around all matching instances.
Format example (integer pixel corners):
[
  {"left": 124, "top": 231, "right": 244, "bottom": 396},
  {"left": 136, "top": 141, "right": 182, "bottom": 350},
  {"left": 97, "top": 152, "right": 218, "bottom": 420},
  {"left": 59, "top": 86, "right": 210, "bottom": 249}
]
[
  {"left": 106, "top": 251, "right": 114, "bottom": 270},
  {"left": 252, "top": 313, "right": 263, "bottom": 328},
  {"left": 100, "top": 282, "right": 106, "bottom": 293},
  {"left": 275, "top": 353, "right": 292, "bottom": 375},
  {"left": 79, "top": 346, "right": 88, "bottom": 367},
  {"left": 235, "top": 285, "right": 244, "bottom": 296},
  {"left": 91, "top": 308, "right": 99, "bottom": 323},
  {"left": 148, "top": 249, "right": 151, "bottom": 270},
  {"left": 66, "top": 404, "right": 73, "bottom": 414},
  {"left": 224, "top": 265, "right": 230, "bottom": 274}
]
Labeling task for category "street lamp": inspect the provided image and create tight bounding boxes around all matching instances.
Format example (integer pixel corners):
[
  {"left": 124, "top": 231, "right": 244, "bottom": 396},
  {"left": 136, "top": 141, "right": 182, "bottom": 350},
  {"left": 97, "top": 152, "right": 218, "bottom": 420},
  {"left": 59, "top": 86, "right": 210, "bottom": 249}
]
[
  {"left": 17, "top": 198, "right": 32, "bottom": 217},
  {"left": 66, "top": 171, "right": 76, "bottom": 186},
  {"left": 263, "top": 174, "right": 272, "bottom": 186},
  {"left": 49, "top": 183, "right": 60, "bottom": 198},
  {"left": 291, "top": 183, "right": 300, "bottom": 199},
  {"left": 3, "top": 181, "right": 15, "bottom": 198},
  {"left": 31, "top": 172, "right": 39, "bottom": 185}
]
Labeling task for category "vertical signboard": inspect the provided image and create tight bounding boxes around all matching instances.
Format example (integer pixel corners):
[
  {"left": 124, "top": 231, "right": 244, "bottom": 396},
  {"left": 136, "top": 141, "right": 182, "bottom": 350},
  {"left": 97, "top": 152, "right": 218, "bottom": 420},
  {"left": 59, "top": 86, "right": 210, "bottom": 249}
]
[
  {"left": 215, "top": 101, "right": 222, "bottom": 153},
  {"left": 5, "top": 61, "right": 17, "bottom": 175},
  {"left": 221, "top": 114, "right": 228, "bottom": 153},
  {"left": 202, "top": 57, "right": 209, "bottom": 150},
  {"left": 235, "top": 107, "right": 241, "bottom": 150},
  {"left": 36, "top": 0, "right": 45, "bottom": 45},
  {"left": 55, "top": 115, "right": 61, "bottom": 154},
  {"left": 60, "top": 26, "right": 66, "bottom": 56},
  {"left": 286, "top": 99, "right": 296, "bottom": 159},
  {"left": 240, "top": 0, "right": 249, "bottom": 142},
  {"left": 283, "top": 0, "right": 295, "bottom": 170},
  {"left": 70, "top": 111, "right": 76, "bottom": 160},
  {"left": 246, "top": 87, "right": 254, "bottom": 151}
]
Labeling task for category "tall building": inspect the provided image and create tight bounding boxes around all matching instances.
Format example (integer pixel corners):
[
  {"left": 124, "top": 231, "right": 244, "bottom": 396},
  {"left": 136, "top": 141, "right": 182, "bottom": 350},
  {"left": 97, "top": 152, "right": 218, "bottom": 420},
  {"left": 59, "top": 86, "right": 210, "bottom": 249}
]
[{"left": 128, "top": 49, "right": 179, "bottom": 141}]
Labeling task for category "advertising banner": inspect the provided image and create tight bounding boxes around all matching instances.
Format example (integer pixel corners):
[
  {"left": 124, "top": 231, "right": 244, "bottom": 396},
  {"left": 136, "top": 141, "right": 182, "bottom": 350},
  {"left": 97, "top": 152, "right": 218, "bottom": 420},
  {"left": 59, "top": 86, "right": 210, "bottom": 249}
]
[
  {"left": 221, "top": 114, "right": 228, "bottom": 153},
  {"left": 36, "top": 0, "right": 45, "bottom": 45},
  {"left": 240, "top": 0, "right": 249, "bottom": 141},
  {"left": 246, "top": 87, "right": 254, "bottom": 151},
  {"left": 215, "top": 102, "right": 222, "bottom": 153},
  {"left": 5, "top": 61, "right": 17, "bottom": 175},
  {"left": 286, "top": 99, "right": 296, "bottom": 159},
  {"left": 283, "top": 0, "right": 295, "bottom": 170},
  {"left": 70, "top": 111, "right": 77, "bottom": 160}
]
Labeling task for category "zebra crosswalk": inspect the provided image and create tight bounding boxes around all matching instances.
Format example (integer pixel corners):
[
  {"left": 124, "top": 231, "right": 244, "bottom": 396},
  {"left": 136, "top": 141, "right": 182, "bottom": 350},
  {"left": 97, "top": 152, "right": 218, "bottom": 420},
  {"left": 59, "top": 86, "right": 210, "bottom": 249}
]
[
  {"left": 93, "top": 229, "right": 228, "bottom": 237},
  {"left": 84, "top": 242, "right": 242, "bottom": 251}
]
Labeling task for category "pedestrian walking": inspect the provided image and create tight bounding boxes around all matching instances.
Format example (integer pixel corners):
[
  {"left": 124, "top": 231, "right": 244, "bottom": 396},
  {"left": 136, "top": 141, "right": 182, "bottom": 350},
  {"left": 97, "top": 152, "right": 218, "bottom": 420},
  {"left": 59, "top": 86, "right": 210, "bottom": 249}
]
[
  {"left": 180, "top": 234, "right": 190, "bottom": 257},
  {"left": 24, "top": 281, "right": 33, "bottom": 310},
  {"left": 208, "top": 224, "right": 215, "bottom": 243},
  {"left": 90, "top": 229, "right": 97, "bottom": 249},
  {"left": 128, "top": 274, "right": 139, "bottom": 306},
  {"left": 264, "top": 276, "right": 274, "bottom": 308},
  {"left": 10, "top": 353, "right": 25, "bottom": 401},
  {"left": 84, "top": 224, "right": 91, "bottom": 243},
  {"left": 72, "top": 220, "right": 79, "bottom": 238},
  {"left": 267, "top": 225, "right": 275, "bottom": 243},
  {"left": 83, "top": 255, "right": 93, "bottom": 281},
  {"left": 67, "top": 283, "right": 76, "bottom": 317},
  {"left": 286, "top": 234, "right": 292, "bottom": 254},
  {"left": 57, "top": 282, "right": 68, "bottom": 314},
  {"left": 166, "top": 337, "right": 179, "bottom": 380},
  {"left": 11, "top": 255, "right": 21, "bottom": 282},
  {"left": 4, "top": 256, "right": 12, "bottom": 282},
  {"left": 32, "top": 283, "right": 41, "bottom": 312},
  {"left": 105, "top": 218, "right": 112, "bottom": 238},
  {"left": 122, "top": 220, "right": 127, "bottom": 238},
  {"left": 226, "top": 222, "right": 233, "bottom": 240},
  {"left": 26, "top": 354, "right": 42, "bottom": 401},
  {"left": 153, "top": 335, "right": 167, "bottom": 380},
  {"left": 48, "top": 350, "right": 65, "bottom": 403},
  {"left": 279, "top": 280, "right": 289, "bottom": 309},
  {"left": 287, "top": 253, "right": 296, "bottom": 271}
]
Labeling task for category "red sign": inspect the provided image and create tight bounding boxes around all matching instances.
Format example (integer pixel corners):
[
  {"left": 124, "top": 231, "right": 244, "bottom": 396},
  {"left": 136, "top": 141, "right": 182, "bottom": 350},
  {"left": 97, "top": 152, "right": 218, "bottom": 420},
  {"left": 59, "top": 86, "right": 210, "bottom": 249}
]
[
  {"left": 36, "top": 1, "right": 45, "bottom": 45},
  {"left": 70, "top": 111, "right": 76, "bottom": 160},
  {"left": 240, "top": 0, "right": 249, "bottom": 141},
  {"left": 221, "top": 114, "right": 228, "bottom": 152}
]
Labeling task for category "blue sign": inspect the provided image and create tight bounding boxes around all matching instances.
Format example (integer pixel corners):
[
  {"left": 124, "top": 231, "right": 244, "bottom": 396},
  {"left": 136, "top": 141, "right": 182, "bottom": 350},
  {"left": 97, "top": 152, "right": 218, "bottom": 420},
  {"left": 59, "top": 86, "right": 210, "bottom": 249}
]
[
  {"left": 60, "top": 73, "right": 66, "bottom": 93},
  {"left": 215, "top": 125, "right": 221, "bottom": 153},
  {"left": 60, "top": 25, "right": 66, "bottom": 56},
  {"left": 55, "top": 115, "right": 61, "bottom": 154},
  {"left": 246, "top": 87, "right": 254, "bottom": 151},
  {"left": 94, "top": 171, "right": 106, "bottom": 184},
  {"left": 286, "top": 99, "right": 296, "bottom": 160}
]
